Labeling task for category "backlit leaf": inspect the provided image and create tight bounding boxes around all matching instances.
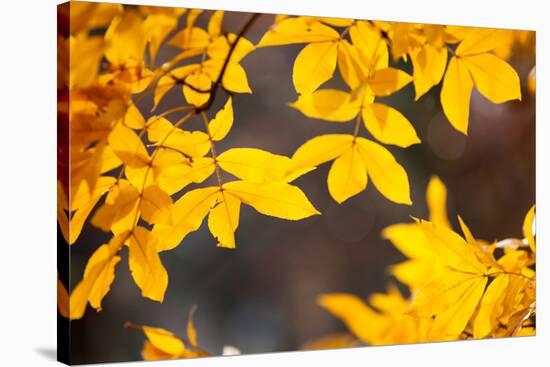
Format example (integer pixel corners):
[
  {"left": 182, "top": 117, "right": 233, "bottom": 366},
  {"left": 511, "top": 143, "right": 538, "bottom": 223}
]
[
  {"left": 327, "top": 145, "right": 367, "bottom": 203},
  {"left": 355, "top": 138, "right": 412, "bottom": 205},
  {"left": 361, "top": 103, "right": 420, "bottom": 148},
  {"left": 293, "top": 41, "right": 338, "bottom": 94},
  {"left": 127, "top": 227, "right": 168, "bottom": 302},
  {"left": 440, "top": 56, "right": 473, "bottom": 134},
  {"left": 224, "top": 181, "right": 320, "bottom": 220}
]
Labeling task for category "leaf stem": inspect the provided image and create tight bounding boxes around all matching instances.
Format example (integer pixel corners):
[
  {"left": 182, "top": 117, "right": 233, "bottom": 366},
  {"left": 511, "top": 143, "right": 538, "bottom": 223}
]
[
  {"left": 353, "top": 113, "right": 362, "bottom": 138},
  {"left": 200, "top": 111, "right": 224, "bottom": 189}
]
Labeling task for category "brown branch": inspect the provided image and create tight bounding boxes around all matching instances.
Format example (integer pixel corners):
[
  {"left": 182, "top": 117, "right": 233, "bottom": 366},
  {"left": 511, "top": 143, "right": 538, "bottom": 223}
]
[
  {"left": 172, "top": 75, "right": 211, "bottom": 94},
  {"left": 197, "top": 13, "right": 260, "bottom": 112}
]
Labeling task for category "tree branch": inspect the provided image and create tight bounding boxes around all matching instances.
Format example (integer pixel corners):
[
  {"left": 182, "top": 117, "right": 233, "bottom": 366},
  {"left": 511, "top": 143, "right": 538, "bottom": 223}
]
[{"left": 197, "top": 13, "right": 260, "bottom": 112}]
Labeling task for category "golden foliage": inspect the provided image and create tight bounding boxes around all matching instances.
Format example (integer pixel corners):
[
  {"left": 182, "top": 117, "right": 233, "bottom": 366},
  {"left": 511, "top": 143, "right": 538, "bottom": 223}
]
[
  {"left": 58, "top": 5, "right": 535, "bottom": 353},
  {"left": 318, "top": 177, "right": 536, "bottom": 344}
]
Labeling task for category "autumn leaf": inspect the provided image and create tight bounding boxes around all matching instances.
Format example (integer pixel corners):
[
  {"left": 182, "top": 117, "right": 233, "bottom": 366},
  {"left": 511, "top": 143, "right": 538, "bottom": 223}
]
[
  {"left": 217, "top": 148, "right": 308, "bottom": 183},
  {"left": 133, "top": 306, "right": 208, "bottom": 360},
  {"left": 290, "top": 134, "right": 412, "bottom": 204},
  {"left": 127, "top": 227, "right": 168, "bottom": 302},
  {"left": 208, "top": 190, "right": 241, "bottom": 248},
  {"left": 426, "top": 175, "right": 451, "bottom": 228},
  {"left": 70, "top": 232, "right": 128, "bottom": 319},
  {"left": 410, "top": 44, "right": 448, "bottom": 100},
  {"left": 154, "top": 187, "right": 219, "bottom": 251},
  {"left": 223, "top": 181, "right": 320, "bottom": 220},
  {"left": 327, "top": 144, "right": 367, "bottom": 203},
  {"left": 208, "top": 97, "right": 233, "bottom": 141},
  {"left": 441, "top": 29, "right": 521, "bottom": 134}
]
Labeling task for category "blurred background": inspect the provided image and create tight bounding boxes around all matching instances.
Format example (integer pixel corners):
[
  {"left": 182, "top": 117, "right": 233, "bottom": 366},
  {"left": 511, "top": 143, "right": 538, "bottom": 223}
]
[{"left": 65, "top": 9, "right": 535, "bottom": 364}]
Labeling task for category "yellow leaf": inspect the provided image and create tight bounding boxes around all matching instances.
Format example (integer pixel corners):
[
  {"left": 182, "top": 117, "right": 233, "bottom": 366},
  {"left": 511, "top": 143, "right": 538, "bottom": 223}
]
[
  {"left": 290, "top": 89, "right": 360, "bottom": 122},
  {"left": 143, "top": 14, "right": 179, "bottom": 63},
  {"left": 337, "top": 40, "right": 367, "bottom": 89},
  {"left": 123, "top": 103, "right": 145, "bottom": 129},
  {"left": 69, "top": 35, "right": 105, "bottom": 88},
  {"left": 440, "top": 56, "right": 473, "bottom": 134},
  {"left": 157, "top": 157, "right": 215, "bottom": 195},
  {"left": 293, "top": 41, "right": 338, "bottom": 94},
  {"left": 70, "top": 176, "right": 116, "bottom": 244},
  {"left": 455, "top": 28, "right": 503, "bottom": 57},
  {"left": 457, "top": 215, "right": 476, "bottom": 244},
  {"left": 140, "top": 185, "right": 173, "bottom": 224},
  {"left": 108, "top": 123, "right": 150, "bottom": 167},
  {"left": 389, "top": 23, "right": 416, "bottom": 61},
  {"left": 169, "top": 27, "right": 209, "bottom": 51},
  {"left": 258, "top": 18, "right": 340, "bottom": 47},
  {"left": 410, "top": 44, "right": 448, "bottom": 100},
  {"left": 125, "top": 165, "right": 154, "bottom": 191},
  {"left": 208, "top": 191, "right": 241, "bottom": 248},
  {"left": 208, "top": 11, "right": 224, "bottom": 38},
  {"left": 355, "top": 138, "right": 412, "bottom": 205},
  {"left": 146, "top": 117, "right": 211, "bottom": 158},
  {"left": 462, "top": 53, "right": 521, "bottom": 103},
  {"left": 291, "top": 134, "right": 354, "bottom": 171},
  {"left": 318, "top": 293, "right": 382, "bottom": 343},
  {"left": 383, "top": 223, "right": 437, "bottom": 260},
  {"left": 327, "top": 145, "right": 367, "bottom": 203},
  {"left": 209, "top": 97, "right": 233, "bottom": 141},
  {"left": 523, "top": 205, "right": 536, "bottom": 252},
  {"left": 224, "top": 181, "right": 320, "bottom": 220},
  {"left": 207, "top": 34, "right": 255, "bottom": 64},
  {"left": 390, "top": 259, "right": 442, "bottom": 292},
  {"left": 154, "top": 64, "right": 201, "bottom": 107},
  {"left": 429, "top": 276, "right": 487, "bottom": 340},
  {"left": 183, "top": 70, "right": 211, "bottom": 106},
  {"left": 187, "top": 306, "right": 198, "bottom": 347},
  {"left": 142, "top": 326, "right": 185, "bottom": 355},
  {"left": 222, "top": 62, "right": 252, "bottom": 93},
  {"left": 217, "top": 148, "right": 299, "bottom": 183},
  {"left": 92, "top": 180, "right": 140, "bottom": 235},
  {"left": 153, "top": 187, "right": 219, "bottom": 251},
  {"left": 127, "top": 227, "right": 168, "bottom": 302},
  {"left": 368, "top": 68, "right": 412, "bottom": 97},
  {"left": 417, "top": 220, "right": 487, "bottom": 274},
  {"left": 57, "top": 276, "right": 69, "bottom": 318},
  {"left": 70, "top": 2, "right": 123, "bottom": 33},
  {"left": 497, "top": 250, "right": 529, "bottom": 273},
  {"left": 142, "top": 341, "right": 174, "bottom": 360},
  {"left": 361, "top": 103, "right": 420, "bottom": 148},
  {"left": 426, "top": 175, "right": 451, "bottom": 228},
  {"left": 410, "top": 270, "right": 483, "bottom": 317},
  {"left": 473, "top": 275, "right": 509, "bottom": 338},
  {"left": 349, "top": 21, "right": 388, "bottom": 71},
  {"left": 69, "top": 233, "right": 127, "bottom": 319},
  {"left": 104, "top": 11, "right": 146, "bottom": 65},
  {"left": 368, "top": 284, "right": 410, "bottom": 313}
]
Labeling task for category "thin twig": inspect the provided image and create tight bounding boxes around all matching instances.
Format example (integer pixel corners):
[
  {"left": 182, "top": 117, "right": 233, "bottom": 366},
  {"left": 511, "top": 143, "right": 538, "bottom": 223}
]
[{"left": 197, "top": 13, "right": 260, "bottom": 112}]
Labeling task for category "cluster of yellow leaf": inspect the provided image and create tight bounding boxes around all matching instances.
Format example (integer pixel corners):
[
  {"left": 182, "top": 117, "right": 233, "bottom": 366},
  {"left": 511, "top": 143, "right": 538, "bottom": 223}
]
[
  {"left": 130, "top": 307, "right": 209, "bottom": 360},
  {"left": 257, "top": 17, "right": 526, "bottom": 205},
  {"left": 259, "top": 17, "right": 417, "bottom": 205},
  {"left": 319, "top": 177, "right": 535, "bottom": 346},
  {"left": 59, "top": 6, "right": 533, "bottom": 332},
  {"left": 372, "top": 23, "right": 526, "bottom": 134},
  {"left": 64, "top": 6, "right": 320, "bottom": 320}
]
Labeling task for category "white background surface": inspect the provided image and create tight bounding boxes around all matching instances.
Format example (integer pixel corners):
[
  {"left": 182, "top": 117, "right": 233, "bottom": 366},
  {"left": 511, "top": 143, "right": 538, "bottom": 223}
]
[{"left": 0, "top": 0, "right": 546, "bottom": 365}]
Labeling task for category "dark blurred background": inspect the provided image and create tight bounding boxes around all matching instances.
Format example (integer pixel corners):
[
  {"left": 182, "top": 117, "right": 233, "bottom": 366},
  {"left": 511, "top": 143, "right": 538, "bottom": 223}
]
[{"left": 67, "top": 9, "right": 535, "bottom": 364}]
